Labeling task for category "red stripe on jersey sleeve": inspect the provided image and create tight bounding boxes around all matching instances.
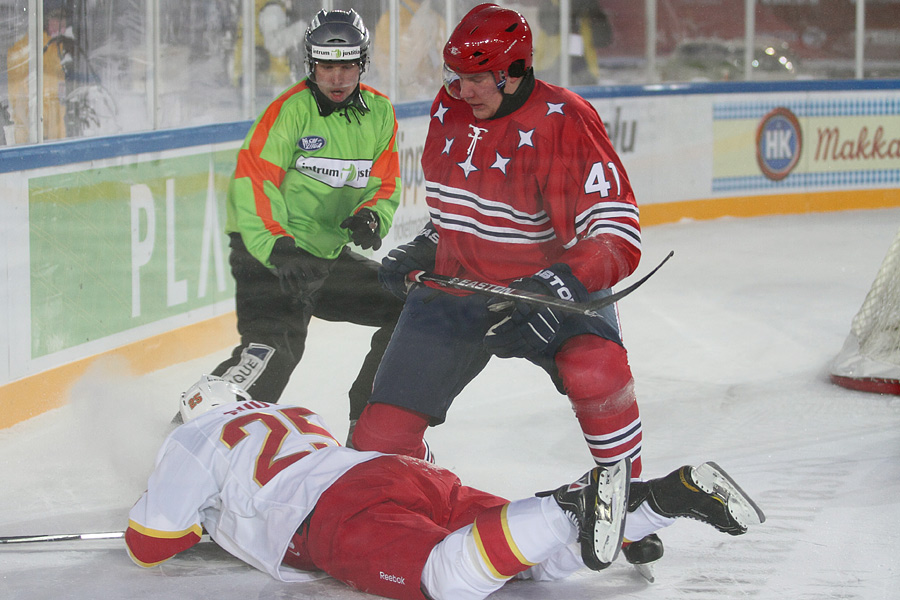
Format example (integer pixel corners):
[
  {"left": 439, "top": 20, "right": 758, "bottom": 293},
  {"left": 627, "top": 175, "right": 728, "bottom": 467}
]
[
  {"left": 472, "top": 504, "right": 536, "bottom": 579},
  {"left": 125, "top": 522, "right": 202, "bottom": 567}
]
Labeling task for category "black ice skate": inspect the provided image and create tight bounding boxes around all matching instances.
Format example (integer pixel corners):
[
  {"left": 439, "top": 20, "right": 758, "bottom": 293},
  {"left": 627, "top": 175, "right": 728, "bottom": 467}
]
[
  {"left": 623, "top": 533, "right": 663, "bottom": 564},
  {"left": 629, "top": 461, "right": 766, "bottom": 535},
  {"left": 622, "top": 533, "right": 663, "bottom": 582},
  {"left": 537, "top": 459, "right": 631, "bottom": 571}
]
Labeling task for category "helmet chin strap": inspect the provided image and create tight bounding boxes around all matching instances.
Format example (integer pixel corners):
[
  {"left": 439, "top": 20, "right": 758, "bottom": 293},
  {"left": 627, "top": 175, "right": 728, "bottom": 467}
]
[
  {"left": 494, "top": 70, "right": 508, "bottom": 91},
  {"left": 490, "top": 68, "right": 535, "bottom": 120}
]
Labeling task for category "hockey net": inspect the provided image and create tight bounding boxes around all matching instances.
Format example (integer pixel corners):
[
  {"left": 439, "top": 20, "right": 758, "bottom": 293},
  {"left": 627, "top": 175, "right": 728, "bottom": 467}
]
[{"left": 830, "top": 226, "right": 900, "bottom": 395}]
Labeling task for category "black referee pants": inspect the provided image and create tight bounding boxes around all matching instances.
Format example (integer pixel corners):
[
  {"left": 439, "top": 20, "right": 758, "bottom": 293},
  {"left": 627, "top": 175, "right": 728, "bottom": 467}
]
[{"left": 212, "top": 233, "right": 403, "bottom": 420}]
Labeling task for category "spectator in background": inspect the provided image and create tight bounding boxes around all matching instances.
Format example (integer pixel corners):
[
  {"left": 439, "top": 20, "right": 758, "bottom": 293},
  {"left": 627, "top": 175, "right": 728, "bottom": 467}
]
[
  {"left": 5, "top": 0, "right": 70, "bottom": 144},
  {"left": 232, "top": 0, "right": 308, "bottom": 101},
  {"left": 533, "top": 0, "right": 613, "bottom": 85},
  {"left": 372, "top": 0, "right": 447, "bottom": 101}
]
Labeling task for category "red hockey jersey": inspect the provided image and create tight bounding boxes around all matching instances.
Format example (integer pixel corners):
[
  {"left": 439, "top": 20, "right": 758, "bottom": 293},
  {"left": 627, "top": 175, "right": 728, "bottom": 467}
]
[{"left": 421, "top": 79, "right": 641, "bottom": 292}]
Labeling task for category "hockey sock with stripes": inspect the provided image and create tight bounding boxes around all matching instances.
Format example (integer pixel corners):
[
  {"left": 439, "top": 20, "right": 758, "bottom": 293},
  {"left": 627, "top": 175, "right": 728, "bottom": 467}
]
[{"left": 556, "top": 335, "right": 643, "bottom": 476}]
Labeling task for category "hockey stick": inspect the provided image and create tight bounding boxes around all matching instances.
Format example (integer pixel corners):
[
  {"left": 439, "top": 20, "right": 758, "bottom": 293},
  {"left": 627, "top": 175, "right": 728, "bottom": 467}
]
[
  {"left": 0, "top": 531, "right": 124, "bottom": 544},
  {"left": 408, "top": 250, "right": 674, "bottom": 318},
  {"left": 0, "top": 530, "right": 214, "bottom": 545}
]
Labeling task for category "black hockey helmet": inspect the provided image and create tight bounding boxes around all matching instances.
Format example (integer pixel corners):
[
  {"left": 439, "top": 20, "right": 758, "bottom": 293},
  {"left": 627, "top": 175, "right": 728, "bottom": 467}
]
[{"left": 304, "top": 9, "right": 370, "bottom": 78}]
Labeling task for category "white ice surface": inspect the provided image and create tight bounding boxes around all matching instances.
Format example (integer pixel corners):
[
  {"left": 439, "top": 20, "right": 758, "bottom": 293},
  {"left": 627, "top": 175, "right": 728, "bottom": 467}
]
[{"left": 2, "top": 209, "right": 899, "bottom": 600}]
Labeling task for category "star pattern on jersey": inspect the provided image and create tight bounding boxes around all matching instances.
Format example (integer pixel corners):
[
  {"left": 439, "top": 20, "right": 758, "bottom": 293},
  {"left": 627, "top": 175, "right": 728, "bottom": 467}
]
[
  {"left": 546, "top": 102, "right": 565, "bottom": 115},
  {"left": 443, "top": 138, "right": 455, "bottom": 155},
  {"left": 457, "top": 154, "right": 479, "bottom": 178},
  {"left": 517, "top": 129, "right": 535, "bottom": 148},
  {"left": 490, "top": 152, "right": 510, "bottom": 174},
  {"left": 433, "top": 103, "right": 449, "bottom": 124}
]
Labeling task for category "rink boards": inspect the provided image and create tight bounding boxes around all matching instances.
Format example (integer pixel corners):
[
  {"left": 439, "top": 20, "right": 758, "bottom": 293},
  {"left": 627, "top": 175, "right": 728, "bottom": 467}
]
[{"left": 1, "top": 79, "right": 898, "bottom": 428}]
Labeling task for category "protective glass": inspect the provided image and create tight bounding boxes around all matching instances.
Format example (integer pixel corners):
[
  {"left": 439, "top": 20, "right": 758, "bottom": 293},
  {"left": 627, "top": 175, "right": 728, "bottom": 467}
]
[{"left": 442, "top": 63, "right": 463, "bottom": 99}]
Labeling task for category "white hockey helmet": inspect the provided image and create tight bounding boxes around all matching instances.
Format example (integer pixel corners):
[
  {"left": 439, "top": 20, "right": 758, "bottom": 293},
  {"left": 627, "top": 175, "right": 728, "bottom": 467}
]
[{"left": 179, "top": 375, "right": 252, "bottom": 423}]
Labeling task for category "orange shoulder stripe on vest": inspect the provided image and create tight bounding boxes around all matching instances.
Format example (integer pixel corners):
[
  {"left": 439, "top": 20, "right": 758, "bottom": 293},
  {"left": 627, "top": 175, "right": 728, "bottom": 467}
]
[{"left": 235, "top": 80, "right": 310, "bottom": 237}]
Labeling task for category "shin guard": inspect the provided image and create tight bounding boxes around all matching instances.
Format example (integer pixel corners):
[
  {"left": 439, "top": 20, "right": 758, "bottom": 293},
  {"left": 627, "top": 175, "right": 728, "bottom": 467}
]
[{"left": 556, "top": 335, "right": 643, "bottom": 477}]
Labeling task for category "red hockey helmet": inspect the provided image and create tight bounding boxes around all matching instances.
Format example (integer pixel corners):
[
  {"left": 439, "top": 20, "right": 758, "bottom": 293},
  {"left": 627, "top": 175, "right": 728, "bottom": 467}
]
[{"left": 443, "top": 3, "right": 533, "bottom": 76}]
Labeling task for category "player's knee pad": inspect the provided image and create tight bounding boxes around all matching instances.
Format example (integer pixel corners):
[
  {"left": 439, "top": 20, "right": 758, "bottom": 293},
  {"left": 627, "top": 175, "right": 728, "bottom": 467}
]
[
  {"left": 351, "top": 403, "right": 430, "bottom": 458},
  {"left": 555, "top": 335, "right": 636, "bottom": 417}
]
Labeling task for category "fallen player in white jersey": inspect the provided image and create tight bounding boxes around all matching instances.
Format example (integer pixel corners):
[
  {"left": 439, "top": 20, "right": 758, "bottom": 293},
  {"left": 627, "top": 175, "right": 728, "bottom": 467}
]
[{"left": 126, "top": 375, "right": 765, "bottom": 599}]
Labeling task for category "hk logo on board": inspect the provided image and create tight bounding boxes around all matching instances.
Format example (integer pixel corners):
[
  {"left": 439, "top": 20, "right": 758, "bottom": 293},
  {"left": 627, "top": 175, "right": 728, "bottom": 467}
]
[{"left": 756, "top": 107, "right": 802, "bottom": 181}]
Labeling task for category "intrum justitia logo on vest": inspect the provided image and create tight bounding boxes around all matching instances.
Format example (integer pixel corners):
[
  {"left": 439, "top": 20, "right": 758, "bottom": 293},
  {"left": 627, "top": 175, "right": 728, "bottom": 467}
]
[
  {"left": 756, "top": 107, "right": 802, "bottom": 181},
  {"left": 342, "top": 163, "right": 357, "bottom": 182}
]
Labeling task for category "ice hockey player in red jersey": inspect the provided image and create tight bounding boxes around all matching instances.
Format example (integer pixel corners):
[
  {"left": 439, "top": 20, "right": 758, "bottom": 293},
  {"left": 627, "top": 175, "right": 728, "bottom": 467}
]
[
  {"left": 350, "top": 2, "right": 660, "bottom": 569},
  {"left": 126, "top": 376, "right": 765, "bottom": 599}
]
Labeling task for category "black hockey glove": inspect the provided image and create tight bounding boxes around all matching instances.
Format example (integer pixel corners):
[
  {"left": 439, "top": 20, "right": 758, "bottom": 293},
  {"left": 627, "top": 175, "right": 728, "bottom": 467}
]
[
  {"left": 378, "top": 222, "right": 439, "bottom": 300},
  {"left": 483, "top": 263, "right": 589, "bottom": 360},
  {"left": 268, "top": 236, "right": 333, "bottom": 298},
  {"left": 340, "top": 208, "right": 382, "bottom": 251}
]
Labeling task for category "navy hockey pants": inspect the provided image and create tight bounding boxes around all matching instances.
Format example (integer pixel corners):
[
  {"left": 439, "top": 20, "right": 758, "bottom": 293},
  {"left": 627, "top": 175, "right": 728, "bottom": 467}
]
[{"left": 367, "top": 285, "right": 623, "bottom": 423}]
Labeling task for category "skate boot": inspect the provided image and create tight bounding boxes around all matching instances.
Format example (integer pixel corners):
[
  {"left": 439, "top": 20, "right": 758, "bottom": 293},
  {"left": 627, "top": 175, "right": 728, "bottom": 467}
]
[
  {"left": 623, "top": 533, "right": 663, "bottom": 564},
  {"left": 537, "top": 459, "right": 631, "bottom": 571},
  {"left": 622, "top": 533, "right": 663, "bottom": 582},
  {"left": 629, "top": 462, "right": 766, "bottom": 535}
]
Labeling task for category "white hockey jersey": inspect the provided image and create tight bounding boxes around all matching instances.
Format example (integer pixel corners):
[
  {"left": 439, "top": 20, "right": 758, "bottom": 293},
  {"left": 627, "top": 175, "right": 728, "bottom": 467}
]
[{"left": 126, "top": 400, "right": 382, "bottom": 581}]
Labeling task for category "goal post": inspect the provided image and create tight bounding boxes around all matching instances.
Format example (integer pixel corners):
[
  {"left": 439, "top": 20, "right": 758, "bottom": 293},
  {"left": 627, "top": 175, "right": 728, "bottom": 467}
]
[{"left": 830, "top": 226, "right": 900, "bottom": 395}]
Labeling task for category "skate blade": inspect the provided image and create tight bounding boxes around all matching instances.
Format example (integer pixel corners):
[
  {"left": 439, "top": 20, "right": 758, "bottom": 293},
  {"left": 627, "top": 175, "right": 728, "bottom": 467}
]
[
  {"left": 632, "top": 562, "right": 656, "bottom": 583},
  {"left": 692, "top": 462, "right": 767, "bottom": 528},
  {"left": 592, "top": 459, "right": 632, "bottom": 565}
]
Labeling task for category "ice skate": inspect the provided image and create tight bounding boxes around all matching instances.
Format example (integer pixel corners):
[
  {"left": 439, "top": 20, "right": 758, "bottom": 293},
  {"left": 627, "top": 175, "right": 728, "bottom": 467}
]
[
  {"left": 629, "top": 461, "right": 766, "bottom": 535},
  {"left": 537, "top": 459, "right": 631, "bottom": 571},
  {"left": 622, "top": 533, "right": 663, "bottom": 582}
]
